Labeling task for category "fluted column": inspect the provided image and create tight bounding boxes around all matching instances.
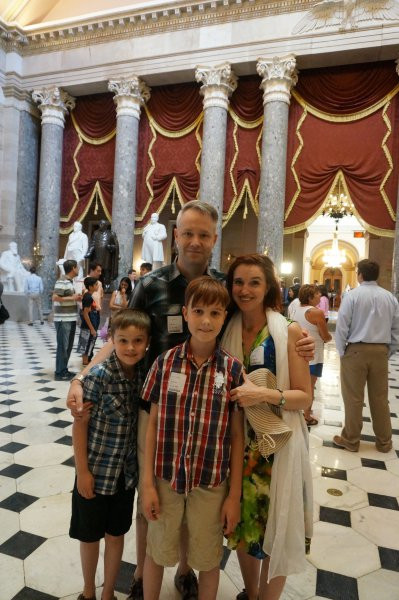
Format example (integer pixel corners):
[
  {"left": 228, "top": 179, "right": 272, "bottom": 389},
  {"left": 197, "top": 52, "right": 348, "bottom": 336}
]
[
  {"left": 32, "top": 87, "right": 75, "bottom": 310},
  {"left": 195, "top": 64, "right": 237, "bottom": 269},
  {"left": 108, "top": 76, "right": 150, "bottom": 279},
  {"left": 392, "top": 58, "right": 399, "bottom": 298},
  {"left": 256, "top": 55, "right": 298, "bottom": 271}
]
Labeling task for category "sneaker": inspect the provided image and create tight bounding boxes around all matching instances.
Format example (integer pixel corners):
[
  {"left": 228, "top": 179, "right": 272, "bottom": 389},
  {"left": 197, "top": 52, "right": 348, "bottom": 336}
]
[
  {"left": 66, "top": 371, "right": 76, "bottom": 378},
  {"left": 174, "top": 568, "right": 198, "bottom": 600},
  {"left": 28, "top": 323, "right": 33, "bottom": 326},
  {"left": 54, "top": 373, "right": 72, "bottom": 381},
  {"left": 127, "top": 576, "right": 143, "bottom": 600},
  {"left": 333, "top": 435, "right": 358, "bottom": 452},
  {"left": 237, "top": 590, "right": 249, "bottom": 600}
]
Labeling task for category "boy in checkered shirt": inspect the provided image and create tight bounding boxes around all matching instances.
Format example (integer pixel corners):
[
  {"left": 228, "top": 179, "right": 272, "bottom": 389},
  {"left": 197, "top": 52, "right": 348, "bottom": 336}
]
[{"left": 141, "top": 276, "right": 245, "bottom": 600}]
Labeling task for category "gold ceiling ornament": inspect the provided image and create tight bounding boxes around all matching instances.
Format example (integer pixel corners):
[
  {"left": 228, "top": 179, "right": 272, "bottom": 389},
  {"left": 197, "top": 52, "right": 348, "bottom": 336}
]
[{"left": 322, "top": 174, "right": 354, "bottom": 220}]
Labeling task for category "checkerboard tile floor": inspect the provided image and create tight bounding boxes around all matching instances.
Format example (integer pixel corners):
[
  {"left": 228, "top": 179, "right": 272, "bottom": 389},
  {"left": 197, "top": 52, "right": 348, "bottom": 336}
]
[{"left": 0, "top": 321, "right": 398, "bottom": 599}]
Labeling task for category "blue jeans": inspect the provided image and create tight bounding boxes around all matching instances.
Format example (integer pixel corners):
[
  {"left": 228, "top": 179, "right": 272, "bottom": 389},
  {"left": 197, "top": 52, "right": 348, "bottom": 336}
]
[{"left": 55, "top": 320, "right": 76, "bottom": 376}]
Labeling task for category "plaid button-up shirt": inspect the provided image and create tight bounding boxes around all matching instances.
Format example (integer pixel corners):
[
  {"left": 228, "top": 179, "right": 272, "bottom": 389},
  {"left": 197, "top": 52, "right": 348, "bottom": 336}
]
[
  {"left": 83, "top": 351, "right": 145, "bottom": 494},
  {"left": 141, "top": 340, "right": 244, "bottom": 494},
  {"left": 129, "top": 262, "right": 225, "bottom": 366}
]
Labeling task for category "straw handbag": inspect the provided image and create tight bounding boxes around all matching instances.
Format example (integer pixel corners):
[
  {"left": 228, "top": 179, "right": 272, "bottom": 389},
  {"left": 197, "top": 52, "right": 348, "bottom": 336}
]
[{"left": 245, "top": 368, "right": 292, "bottom": 458}]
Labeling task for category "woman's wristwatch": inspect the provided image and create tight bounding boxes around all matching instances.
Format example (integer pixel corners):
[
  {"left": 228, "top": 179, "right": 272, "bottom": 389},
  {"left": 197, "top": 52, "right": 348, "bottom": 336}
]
[
  {"left": 71, "top": 374, "right": 85, "bottom": 385},
  {"left": 276, "top": 388, "right": 286, "bottom": 407}
]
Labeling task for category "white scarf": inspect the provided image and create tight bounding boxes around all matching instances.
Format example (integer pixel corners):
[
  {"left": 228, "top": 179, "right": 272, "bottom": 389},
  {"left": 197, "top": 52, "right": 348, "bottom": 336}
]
[{"left": 221, "top": 309, "right": 313, "bottom": 581}]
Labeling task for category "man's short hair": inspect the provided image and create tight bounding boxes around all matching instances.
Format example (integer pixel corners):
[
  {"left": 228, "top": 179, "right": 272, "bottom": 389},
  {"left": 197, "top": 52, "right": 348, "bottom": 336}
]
[
  {"left": 298, "top": 284, "right": 318, "bottom": 305},
  {"left": 63, "top": 259, "right": 77, "bottom": 274},
  {"left": 357, "top": 259, "right": 379, "bottom": 281},
  {"left": 185, "top": 276, "right": 229, "bottom": 309},
  {"left": 293, "top": 277, "right": 301, "bottom": 285},
  {"left": 29, "top": 266, "right": 36, "bottom": 274},
  {"left": 140, "top": 262, "right": 152, "bottom": 273},
  {"left": 128, "top": 269, "right": 136, "bottom": 275},
  {"left": 84, "top": 276, "right": 98, "bottom": 290},
  {"left": 176, "top": 200, "right": 218, "bottom": 227},
  {"left": 89, "top": 261, "right": 102, "bottom": 272},
  {"left": 110, "top": 308, "right": 151, "bottom": 337}
]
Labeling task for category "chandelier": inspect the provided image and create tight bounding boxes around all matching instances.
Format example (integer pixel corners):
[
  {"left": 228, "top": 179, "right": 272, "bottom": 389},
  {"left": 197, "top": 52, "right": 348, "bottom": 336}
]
[{"left": 322, "top": 177, "right": 354, "bottom": 220}]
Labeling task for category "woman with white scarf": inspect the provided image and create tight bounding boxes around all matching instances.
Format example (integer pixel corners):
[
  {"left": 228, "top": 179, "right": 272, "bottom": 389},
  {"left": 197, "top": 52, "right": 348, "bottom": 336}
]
[{"left": 221, "top": 254, "right": 313, "bottom": 600}]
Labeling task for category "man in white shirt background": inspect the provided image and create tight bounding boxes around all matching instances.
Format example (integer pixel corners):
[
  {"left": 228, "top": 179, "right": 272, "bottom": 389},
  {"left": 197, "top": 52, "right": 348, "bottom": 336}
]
[
  {"left": 333, "top": 259, "right": 399, "bottom": 453},
  {"left": 24, "top": 266, "right": 44, "bottom": 325}
]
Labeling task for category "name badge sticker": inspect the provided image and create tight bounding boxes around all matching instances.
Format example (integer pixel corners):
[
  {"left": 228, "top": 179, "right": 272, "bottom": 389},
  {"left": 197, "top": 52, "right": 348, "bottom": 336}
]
[
  {"left": 167, "top": 315, "right": 183, "bottom": 333},
  {"left": 168, "top": 372, "right": 187, "bottom": 394},
  {"left": 250, "top": 346, "right": 264, "bottom": 366}
]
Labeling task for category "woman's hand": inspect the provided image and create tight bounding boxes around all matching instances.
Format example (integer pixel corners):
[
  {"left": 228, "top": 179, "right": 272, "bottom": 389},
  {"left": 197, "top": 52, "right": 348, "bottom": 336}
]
[{"left": 230, "top": 373, "right": 269, "bottom": 407}]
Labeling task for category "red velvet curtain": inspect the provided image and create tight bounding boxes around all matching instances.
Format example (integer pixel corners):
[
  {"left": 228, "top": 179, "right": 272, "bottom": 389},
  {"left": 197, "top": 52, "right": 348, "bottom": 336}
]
[
  {"left": 223, "top": 76, "right": 263, "bottom": 218},
  {"left": 60, "top": 93, "right": 116, "bottom": 233},
  {"left": 285, "top": 62, "right": 399, "bottom": 234}
]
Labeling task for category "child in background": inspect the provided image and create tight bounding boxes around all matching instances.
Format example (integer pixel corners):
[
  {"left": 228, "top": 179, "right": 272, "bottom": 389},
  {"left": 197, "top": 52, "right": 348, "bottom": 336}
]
[
  {"left": 141, "top": 276, "right": 245, "bottom": 600},
  {"left": 77, "top": 277, "right": 100, "bottom": 366},
  {"left": 70, "top": 309, "right": 151, "bottom": 600}
]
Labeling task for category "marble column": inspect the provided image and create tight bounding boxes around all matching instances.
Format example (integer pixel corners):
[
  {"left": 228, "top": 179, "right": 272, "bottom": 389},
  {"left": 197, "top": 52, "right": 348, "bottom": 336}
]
[
  {"left": 32, "top": 87, "right": 75, "bottom": 310},
  {"left": 392, "top": 58, "right": 399, "bottom": 297},
  {"left": 108, "top": 76, "right": 150, "bottom": 280},
  {"left": 256, "top": 55, "right": 298, "bottom": 271},
  {"left": 195, "top": 63, "right": 237, "bottom": 270}
]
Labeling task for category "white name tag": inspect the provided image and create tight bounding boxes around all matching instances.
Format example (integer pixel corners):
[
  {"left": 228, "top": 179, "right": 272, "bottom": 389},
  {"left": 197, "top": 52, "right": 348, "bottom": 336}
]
[
  {"left": 167, "top": 315, "right": 183, "bottom": 333},
  {"left": 250, "top": 346, "right": 264, "bottom": 366},
  {"left": 168, "top": 372, "right": 186, "bottom": 394}
]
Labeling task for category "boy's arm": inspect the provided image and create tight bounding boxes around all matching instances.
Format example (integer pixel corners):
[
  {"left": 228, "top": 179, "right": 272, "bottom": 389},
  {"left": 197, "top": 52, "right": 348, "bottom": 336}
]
[
  {"left": 221, "top": 409, "right": 244, "bottom": 536},
  {"left": 82, "top": 306, "right": 96, "bottom": 336},
  {"left": 142, "top": 403, "right": 160, "bottom": 521},
  {"left": 72, "top": 414, "right": 95, "bottom": 499}
]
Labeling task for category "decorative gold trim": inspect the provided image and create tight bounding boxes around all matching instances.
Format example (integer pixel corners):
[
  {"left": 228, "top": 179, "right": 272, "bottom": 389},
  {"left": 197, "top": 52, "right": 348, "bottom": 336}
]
[
  {"left": 144, "top": 105, "right": 203, "bottom": 138},
  {"left": 285, "top": 105, "right": 307, "bottom": 220},
  {"left": 228, "top": 107, "right": 263, "bottom": 129},
  {"left": 195, "top": 118, "right": 202, "bottom": 178},
  {"left": 71, "top": 112, "right": 115, "bottom": 144},
  {"left": 284, "top": 171, "right": 395, "bottom": 238},
  {"left": 292, "top": 85, "right": 399, "bottom": 123},
  {"left": 380, "top": 101, "right": 396, "bottom": 222},
  {"left": 222, "top": 180, "right": 259, "bottom": 226},
  {"left": 60, "top": 181, "right": 112, "bottom": 233}
]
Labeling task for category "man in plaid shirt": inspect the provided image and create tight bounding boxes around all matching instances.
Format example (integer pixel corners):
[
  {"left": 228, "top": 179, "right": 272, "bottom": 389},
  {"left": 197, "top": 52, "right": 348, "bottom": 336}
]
[{"left": 141, "top": 277, "right": 245, "bottom": 600}]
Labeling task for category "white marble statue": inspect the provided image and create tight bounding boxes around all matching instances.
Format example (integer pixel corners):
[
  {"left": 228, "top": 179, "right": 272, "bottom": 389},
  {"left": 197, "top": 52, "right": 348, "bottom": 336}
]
[
  {"left": 0, "top": 241, "right": 29, "bottom": 292},
  {"left": 141, "top": 213, "right": 167, "bottom": 266},
  {"left": 64, "top": 221, "right": 88, "bottom": 278}
]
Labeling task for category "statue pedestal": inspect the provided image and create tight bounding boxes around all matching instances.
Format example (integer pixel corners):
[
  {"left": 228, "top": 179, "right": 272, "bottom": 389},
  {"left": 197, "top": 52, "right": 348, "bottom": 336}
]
[{"left": 2, "top": 292, "right": 41, "bottom": 322}]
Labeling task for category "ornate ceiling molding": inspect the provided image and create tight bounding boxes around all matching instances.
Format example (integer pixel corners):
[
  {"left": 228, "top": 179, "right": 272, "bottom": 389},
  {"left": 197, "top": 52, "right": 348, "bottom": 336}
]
[{"left": 0, "top": 0, "right": 314, "bottom": 55}]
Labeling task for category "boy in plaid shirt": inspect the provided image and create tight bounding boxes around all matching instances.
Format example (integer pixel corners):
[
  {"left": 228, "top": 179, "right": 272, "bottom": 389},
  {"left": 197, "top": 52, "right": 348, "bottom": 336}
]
[
  {"left": 141, "top": 277, "right": 245, "bottom": 600},
  {"left": 70, "top": 309, "right": 151, "bottom": 600}
]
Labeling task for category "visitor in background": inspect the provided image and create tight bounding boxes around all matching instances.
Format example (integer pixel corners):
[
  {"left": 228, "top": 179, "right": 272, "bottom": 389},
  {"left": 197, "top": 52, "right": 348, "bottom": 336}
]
[
  {"left": 290, "top": 284, "right": 331, "bottom": 426},
  {"left": 109, "top": 277, "right": 132, "bottom": 321},
  {"left": 24, "top": 266, "right": 44, "bottom": 325},
  {"left": 140, "top": 262, "right": 153, "bottom": 277},
  {"left": 128, "top": 269, "right": 138, "bottom": 289},
  {"left": 77, "top": 277, "right": 100, "bottom": 366},
  {"left": 317, "top": 285, "right": 330, "bottom": 322}
]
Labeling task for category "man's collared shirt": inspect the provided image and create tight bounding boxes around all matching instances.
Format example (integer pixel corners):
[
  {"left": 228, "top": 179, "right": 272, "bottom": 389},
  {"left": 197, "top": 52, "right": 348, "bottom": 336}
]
[
  {"left": 24, "top": 273, "right": 43, "bottom": 295},
  {"left": 129, "top": 262, "right": 225, "bottom": 365},
  {"left": 53, "top": 276, "right": 78, "bottom": 322},
  {"left": 335, "top": 281, "right": 399, "bottom": 357},
  {"left": 83, "top": 351, "right": 145, "bottom": 494},
  {"left": 141, "top": 339, "right": 244, "bottom": 494}
]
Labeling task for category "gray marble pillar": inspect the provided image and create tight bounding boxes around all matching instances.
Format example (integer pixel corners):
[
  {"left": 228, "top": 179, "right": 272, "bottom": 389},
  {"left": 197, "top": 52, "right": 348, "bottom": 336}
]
[
  {"left": 392, "top": 59, "right": 399, "bottom": 298},
  {"left": 195, "top": 64, "right": 237, "bottom": 270},
  {"left": 256, "top": 55, "right": 298, "bottom": 271},
  {"left": 15, "top": 109, "right": 40, "bottom": 260},
  {"left": 32, "top": 87, "right": 75, "bottom": 310},
  {"left": 108, "top": 76, "right": 150, "bottom": 279}
]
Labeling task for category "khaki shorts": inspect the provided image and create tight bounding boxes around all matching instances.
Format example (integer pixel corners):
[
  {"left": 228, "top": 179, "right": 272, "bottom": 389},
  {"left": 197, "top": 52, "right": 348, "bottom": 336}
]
[
  {"left": 136, "top": 409, "right": 149, "bottom": 518},
  {"left": 147, "top": 478, "right": 227, "bottom": 572}
]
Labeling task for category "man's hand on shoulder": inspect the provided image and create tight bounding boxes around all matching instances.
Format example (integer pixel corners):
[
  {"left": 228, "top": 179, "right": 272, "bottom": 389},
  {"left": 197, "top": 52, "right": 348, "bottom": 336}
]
[{"left": 294, "top": 327, "right": 315, "bottom": 362}]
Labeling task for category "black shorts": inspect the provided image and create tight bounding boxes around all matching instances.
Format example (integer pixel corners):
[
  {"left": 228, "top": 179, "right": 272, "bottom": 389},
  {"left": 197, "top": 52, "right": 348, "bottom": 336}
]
[{"left": 69, "top": 475, "right": 135, "bottom": 542}]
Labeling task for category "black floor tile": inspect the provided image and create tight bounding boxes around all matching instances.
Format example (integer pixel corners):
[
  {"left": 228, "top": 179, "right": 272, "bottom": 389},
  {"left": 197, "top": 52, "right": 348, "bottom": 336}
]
[
  {"left": 321, "top": 467, "right": 347, "bottom": 481},
  {"left": 115, "top": 560, "right": 136, "bottom": 594},
  {"left": 360, "top": 434, "right": 376, "bottom": 442},
  {"left": 368, "top": 493, "right": 399, "bottom": 511},
  {"left": 0, "top": 410, "right": 21, "bottom": 418},
  {"left": 54, "top": 435, "right": 72, "bottom": 446},
  {"left": 40, "top": 396, "right": 60, "bottom": 403},
  {"left": 11, "top": 587, "right": 58, "bottom": 600},
  {"left": 45, "top": 406, "right": 64, "bottom": 414},
  {"left": 37, "top": 387, "right": 55, "bottom": 392},
  {"left": 220, "top": 544, "right": 231, "bottom": 569},
  {"left": 316, "top": 569, "right": 358, "bottom": 600},
  {"left": 0, "top": 399, "right": 19, "bottom": 406},
  {"left": 0, "top": 424, "right": 24, "bottom": 434},
  {"left": 322, "top": 440, "right": 336, "bottom": 448},
  {"left": 35, "top": 379, "right": 51, "bottom": 384},
  {"left": 50, "top": 419, "right": 72, "bottom": 428},
  {"left": 0, "top": 463, "right": 32, "bottom": 478},
  {"left": 361, "top": 458, "right": 387, "bottom": 470},
  {"left": 392, "top": 428, "right": 399, "bottom": 435},
  {"left": 0, "top": 530, "right": 45, "bottom": 559},
  {"left": 319, "top": 506, "right": 351, "bottom": 527},
  {"left": 379, "top": 546, "right": 399, "bottom": 572},
  {"left": 62, "top": 456, "right": 75, "bottom": 467},
  {"left": 362, "top": 416, "right": 371, "bottom": 422},
  {"left": 0, "top": 390, "right": 17, "bottom": 395},
  {"left": 0, "top": 441, "right": 27, "bottom": 453}
]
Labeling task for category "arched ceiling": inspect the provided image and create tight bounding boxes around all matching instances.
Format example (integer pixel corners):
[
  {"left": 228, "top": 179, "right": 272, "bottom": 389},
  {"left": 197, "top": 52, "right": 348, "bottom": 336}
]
[{"left": 0, "top": 0, "right": 152, "bottom": 26}]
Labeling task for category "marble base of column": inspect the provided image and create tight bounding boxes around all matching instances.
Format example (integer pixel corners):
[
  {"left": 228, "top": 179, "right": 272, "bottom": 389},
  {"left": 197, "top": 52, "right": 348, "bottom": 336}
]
[
  {"left": 37, "top": 122, "right": 64, "bottom": 311},
  {"left": 111, "top": 114, "right": 140, "bottom": 280},
  {"left": 199, "top": 106, "right": 228, "bottom": 270},
  {"left": 256, "top": 101, "right": 290, "bottom": 271}
]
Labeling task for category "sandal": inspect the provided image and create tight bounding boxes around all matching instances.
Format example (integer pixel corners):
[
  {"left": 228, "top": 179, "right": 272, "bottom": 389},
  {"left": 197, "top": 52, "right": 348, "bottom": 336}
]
[{"left": 305, "top": 416, "right": 318, "bottom": 426}]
